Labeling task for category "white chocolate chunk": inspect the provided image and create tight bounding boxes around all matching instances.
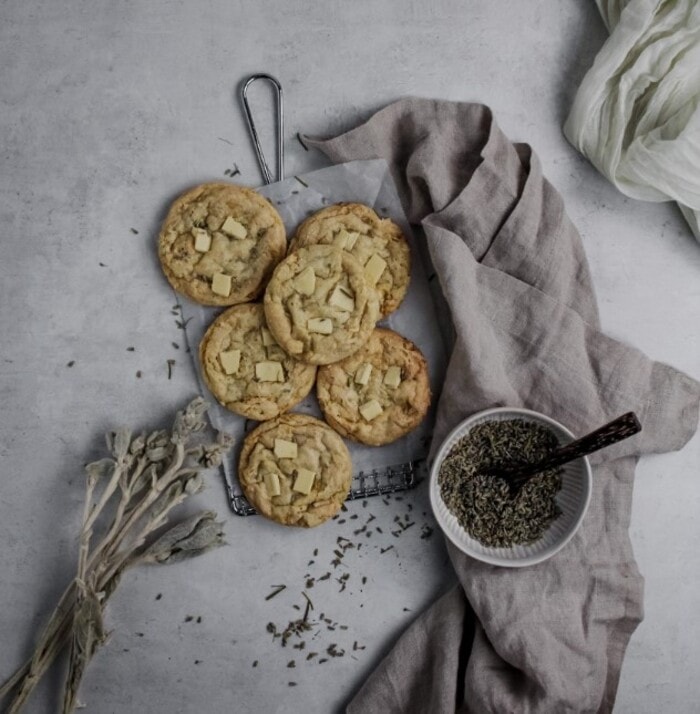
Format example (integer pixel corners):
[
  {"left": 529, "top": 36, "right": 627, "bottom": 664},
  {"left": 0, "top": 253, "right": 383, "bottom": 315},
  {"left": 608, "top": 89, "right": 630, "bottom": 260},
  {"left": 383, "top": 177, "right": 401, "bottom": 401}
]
[
  {"left": 384, "top": 366, "right": 402, "bottom": 388},
  {"left": 359, "top": 399, "right": 383, "bottom": 422},
  {"left": 355, "top": 363, "right": 373, "bottom": 386},
  {"left": 219, "top": 349, "right": 241, "bottom": 375},
  {"left": 255, "top": 361, "right": 285, "bottom": 382},
  {"left": 334, "top": 229, "right": 361, "bottom": 250},
  {"left": 293, "top": 266, "right": 316, "bottom": 296},
  {"left": 293, "top": 467, "right": 316, "bottom": 495},
  {"left": 211, "top": 272, "right": 232, "bottom": 297},
  {"left": 274, "top": 439, "right": 297, "bottom": 459},
  {"left": 333, "top": 230, "right": 349, "bottom": 249},
  {"left": 192, "top": 228, "right": 212, "bottom": 253},
  {"left": 263, "top": 471, "right": 281, "bottom": 497},
  {"left": 345, "top": 231, "right": 360, "bottom": 250},
  {"left": 364, "top": 254, "right": 387, "bottom": 286},
  {"left": 307, "top": 317, "right": 333, "bottom": 335},
  {"left": 329, "top": 285, "right": 355, "bottom": 312},
  {"left": 221, "top": 216, "right": 247, "bottom": 239},
  {"left": 260, "top": 326, "right": 275, "bottom": 347}
]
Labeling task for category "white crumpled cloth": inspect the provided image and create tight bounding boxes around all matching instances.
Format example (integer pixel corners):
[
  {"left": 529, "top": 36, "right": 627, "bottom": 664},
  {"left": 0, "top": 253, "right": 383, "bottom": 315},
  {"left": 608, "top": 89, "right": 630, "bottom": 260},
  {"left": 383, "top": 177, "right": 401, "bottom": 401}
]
[{"left": 564, "top": 0, "right": 700, "bottom": 241}]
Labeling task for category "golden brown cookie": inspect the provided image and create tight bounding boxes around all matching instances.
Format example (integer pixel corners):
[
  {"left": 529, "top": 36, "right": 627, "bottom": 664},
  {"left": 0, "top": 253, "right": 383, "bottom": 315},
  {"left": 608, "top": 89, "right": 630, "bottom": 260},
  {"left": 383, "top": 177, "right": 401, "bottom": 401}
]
[
  {"left": 291, "top": 203, "right": 410, "bottom": 317},
  {"left": 199, "top": 303, "right": 317, "bottom": 421},
  {"left": 316, "top": 328, "right": 431, "bottom": 446},
  {"left": 238, "top": 413, "right": 352, "bottom": 527},
  {"left": 158, "top": 182, "right": 286, "bottom": 306},
  {"left": 263, "top": 244, "right": 379, "bottom": 365}
]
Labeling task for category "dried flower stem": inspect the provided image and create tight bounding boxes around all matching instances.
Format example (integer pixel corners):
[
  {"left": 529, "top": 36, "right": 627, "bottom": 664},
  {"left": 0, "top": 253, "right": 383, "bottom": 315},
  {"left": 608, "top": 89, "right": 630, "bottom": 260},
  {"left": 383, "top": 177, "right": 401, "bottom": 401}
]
[
  {"left": 94, "top": 443, "right": 186, "bottom": 571},
  {"left": 83, "top": 456, "right": 146, "bottom": 533}
]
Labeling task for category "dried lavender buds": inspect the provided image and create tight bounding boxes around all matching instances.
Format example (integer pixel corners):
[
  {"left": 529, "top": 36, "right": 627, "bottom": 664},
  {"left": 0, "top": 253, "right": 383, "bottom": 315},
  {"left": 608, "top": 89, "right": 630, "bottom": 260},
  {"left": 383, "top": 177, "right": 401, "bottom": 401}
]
[{"left": 438, "top": 419, "right": 563, "bottom": 547}]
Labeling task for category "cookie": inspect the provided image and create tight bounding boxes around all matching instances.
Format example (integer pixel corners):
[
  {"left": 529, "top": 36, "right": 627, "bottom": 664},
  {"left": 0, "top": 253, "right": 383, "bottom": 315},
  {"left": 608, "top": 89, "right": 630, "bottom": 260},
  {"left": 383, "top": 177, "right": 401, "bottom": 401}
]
[
  {"left": 199, "top": 303, "right": 317, "bottom": 421},
  {"left": 263, "top": 244, "right": 380, "bottom": 365},
  {"left": 158, "top": 182, "right": 286, "bottom": 306},
  {"left": 238, "top": 413, "right": 352, "bottom": 527},
  {"left": 316, "top": 328, "right": 431, "bottom": 446},
  {"left": 291, "top": 203, "right": 410, "bottom": 317}
]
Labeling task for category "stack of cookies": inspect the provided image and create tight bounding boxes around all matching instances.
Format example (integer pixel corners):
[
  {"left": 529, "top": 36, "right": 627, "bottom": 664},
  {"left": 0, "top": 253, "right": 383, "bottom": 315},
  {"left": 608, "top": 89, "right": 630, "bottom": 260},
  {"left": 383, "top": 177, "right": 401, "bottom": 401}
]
[{"left": 158, "top": 183, "right": 431, "bottom": 527}]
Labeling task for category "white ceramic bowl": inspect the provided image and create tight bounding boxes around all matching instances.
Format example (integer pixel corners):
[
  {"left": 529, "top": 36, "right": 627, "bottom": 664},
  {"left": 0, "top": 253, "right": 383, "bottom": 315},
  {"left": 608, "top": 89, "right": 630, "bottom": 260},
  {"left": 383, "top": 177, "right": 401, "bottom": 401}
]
[{"left": 429, "top": 407, "right": 592, "bottom": 567}]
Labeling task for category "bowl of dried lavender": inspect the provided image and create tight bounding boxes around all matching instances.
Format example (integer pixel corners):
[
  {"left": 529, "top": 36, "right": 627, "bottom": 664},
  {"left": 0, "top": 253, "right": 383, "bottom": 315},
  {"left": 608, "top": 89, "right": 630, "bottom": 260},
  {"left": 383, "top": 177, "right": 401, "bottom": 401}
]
[{"left": 429, "top": 407, "right": 592, "bottom": 567}]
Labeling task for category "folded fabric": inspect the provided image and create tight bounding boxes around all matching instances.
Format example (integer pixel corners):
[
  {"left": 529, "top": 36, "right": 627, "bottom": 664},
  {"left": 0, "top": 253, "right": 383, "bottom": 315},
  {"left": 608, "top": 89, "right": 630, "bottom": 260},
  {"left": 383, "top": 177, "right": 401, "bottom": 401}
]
[
  {"left": 564, "top": 0, "right": 700, "bottom": 241},
  {"left": 308, "top": 98, "right": 700, "bottom": 713}
]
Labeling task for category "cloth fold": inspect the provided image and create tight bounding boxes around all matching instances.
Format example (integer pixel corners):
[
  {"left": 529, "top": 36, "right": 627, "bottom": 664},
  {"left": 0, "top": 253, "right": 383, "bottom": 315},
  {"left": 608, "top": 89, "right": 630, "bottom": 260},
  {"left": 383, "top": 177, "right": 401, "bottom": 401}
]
[
  {"left": 307, "top": 98, "right": 700, "bottom": 713},
  {"left": 564, "top": 0, "right": 700, "bottom": 241}
]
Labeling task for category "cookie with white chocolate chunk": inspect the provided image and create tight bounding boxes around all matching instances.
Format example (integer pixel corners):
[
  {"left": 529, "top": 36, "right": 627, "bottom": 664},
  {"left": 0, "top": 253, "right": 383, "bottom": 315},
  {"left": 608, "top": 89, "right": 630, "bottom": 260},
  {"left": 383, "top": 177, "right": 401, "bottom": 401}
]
[
  {"left": 238, "top": 413, "right": 352, "bottom": 527},
  {"left": 199, "top": 303, "right": 316, "bottom": 421},
  {"left": 316, "top": 328, "right": 431, "bottom": 446},
  {"left": 158, "top": 182, "right": 286, "bottom": 306},
  {"left": 290, "top": 203, "right": 410, "bottom": 317},
  {"left": 263, "top": 244, "right": 380, "bottom": 365}
]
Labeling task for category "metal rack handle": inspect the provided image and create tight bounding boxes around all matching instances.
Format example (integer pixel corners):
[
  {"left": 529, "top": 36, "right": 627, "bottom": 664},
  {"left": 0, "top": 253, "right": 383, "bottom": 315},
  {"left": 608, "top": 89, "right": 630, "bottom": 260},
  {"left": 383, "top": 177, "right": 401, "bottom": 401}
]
[{"left": 240, "top": 73, "right": 284, "bottom": 185}]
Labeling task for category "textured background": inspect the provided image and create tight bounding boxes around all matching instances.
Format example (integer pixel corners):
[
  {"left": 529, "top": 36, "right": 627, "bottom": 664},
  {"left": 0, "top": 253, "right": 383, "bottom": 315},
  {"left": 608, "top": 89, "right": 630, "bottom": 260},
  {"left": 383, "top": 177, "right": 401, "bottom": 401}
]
[{"left": 1, "top": 1, "right": 699, "bottom": 712}]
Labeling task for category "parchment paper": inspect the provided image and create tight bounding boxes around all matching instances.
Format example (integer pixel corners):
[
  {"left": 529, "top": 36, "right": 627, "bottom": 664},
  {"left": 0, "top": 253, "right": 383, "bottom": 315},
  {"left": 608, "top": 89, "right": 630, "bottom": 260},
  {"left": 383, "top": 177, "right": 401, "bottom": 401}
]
[{"left": 177, "top": 159, "right": 448, "bottom": 504}]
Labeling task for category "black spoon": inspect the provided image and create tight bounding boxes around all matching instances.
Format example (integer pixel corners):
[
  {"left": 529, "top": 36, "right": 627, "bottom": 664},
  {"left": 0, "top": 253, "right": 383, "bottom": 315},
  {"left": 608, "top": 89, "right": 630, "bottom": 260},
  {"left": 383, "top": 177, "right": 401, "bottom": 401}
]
[{"left": 483, "top": 412, "right": 642, "bottom": 494}]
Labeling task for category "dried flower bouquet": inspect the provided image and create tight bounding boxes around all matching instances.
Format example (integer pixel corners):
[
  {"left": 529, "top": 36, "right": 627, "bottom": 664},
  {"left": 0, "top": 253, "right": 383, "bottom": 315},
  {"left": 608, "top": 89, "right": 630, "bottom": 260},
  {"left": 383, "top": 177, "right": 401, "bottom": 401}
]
[{"left": 0, "top": 398, "right": 233, "bottom": 714}]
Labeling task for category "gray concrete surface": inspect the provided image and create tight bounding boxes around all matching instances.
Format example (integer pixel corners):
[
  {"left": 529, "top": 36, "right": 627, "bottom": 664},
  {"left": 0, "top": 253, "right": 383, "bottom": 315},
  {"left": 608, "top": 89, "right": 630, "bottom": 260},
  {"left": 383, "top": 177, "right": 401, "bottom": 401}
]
[{"left": 1, "top": 1, "right": 699, "bottom": 712}]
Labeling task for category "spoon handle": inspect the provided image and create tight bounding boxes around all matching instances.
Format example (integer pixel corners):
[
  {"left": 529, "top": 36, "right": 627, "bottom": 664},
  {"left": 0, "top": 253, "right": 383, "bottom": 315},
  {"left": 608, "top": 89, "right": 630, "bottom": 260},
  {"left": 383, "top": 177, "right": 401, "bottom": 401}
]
[{"left": 502, "top": 412, "right": 641, "bottom": 488}]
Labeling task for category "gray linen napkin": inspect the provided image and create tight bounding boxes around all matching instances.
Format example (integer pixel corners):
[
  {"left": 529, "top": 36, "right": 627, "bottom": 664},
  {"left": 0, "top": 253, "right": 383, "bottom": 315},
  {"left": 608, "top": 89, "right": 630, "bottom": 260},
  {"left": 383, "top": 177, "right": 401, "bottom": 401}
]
[{"left": 307, "top": 98, "right": 700, "bottom": 714}]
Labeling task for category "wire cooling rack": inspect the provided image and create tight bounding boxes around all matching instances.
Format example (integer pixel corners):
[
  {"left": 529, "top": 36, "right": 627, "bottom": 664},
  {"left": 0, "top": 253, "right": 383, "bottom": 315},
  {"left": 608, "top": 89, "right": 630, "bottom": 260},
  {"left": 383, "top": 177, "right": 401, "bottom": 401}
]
[{"left": 223, "top": 459, "right": 426, "bottom": 516}]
